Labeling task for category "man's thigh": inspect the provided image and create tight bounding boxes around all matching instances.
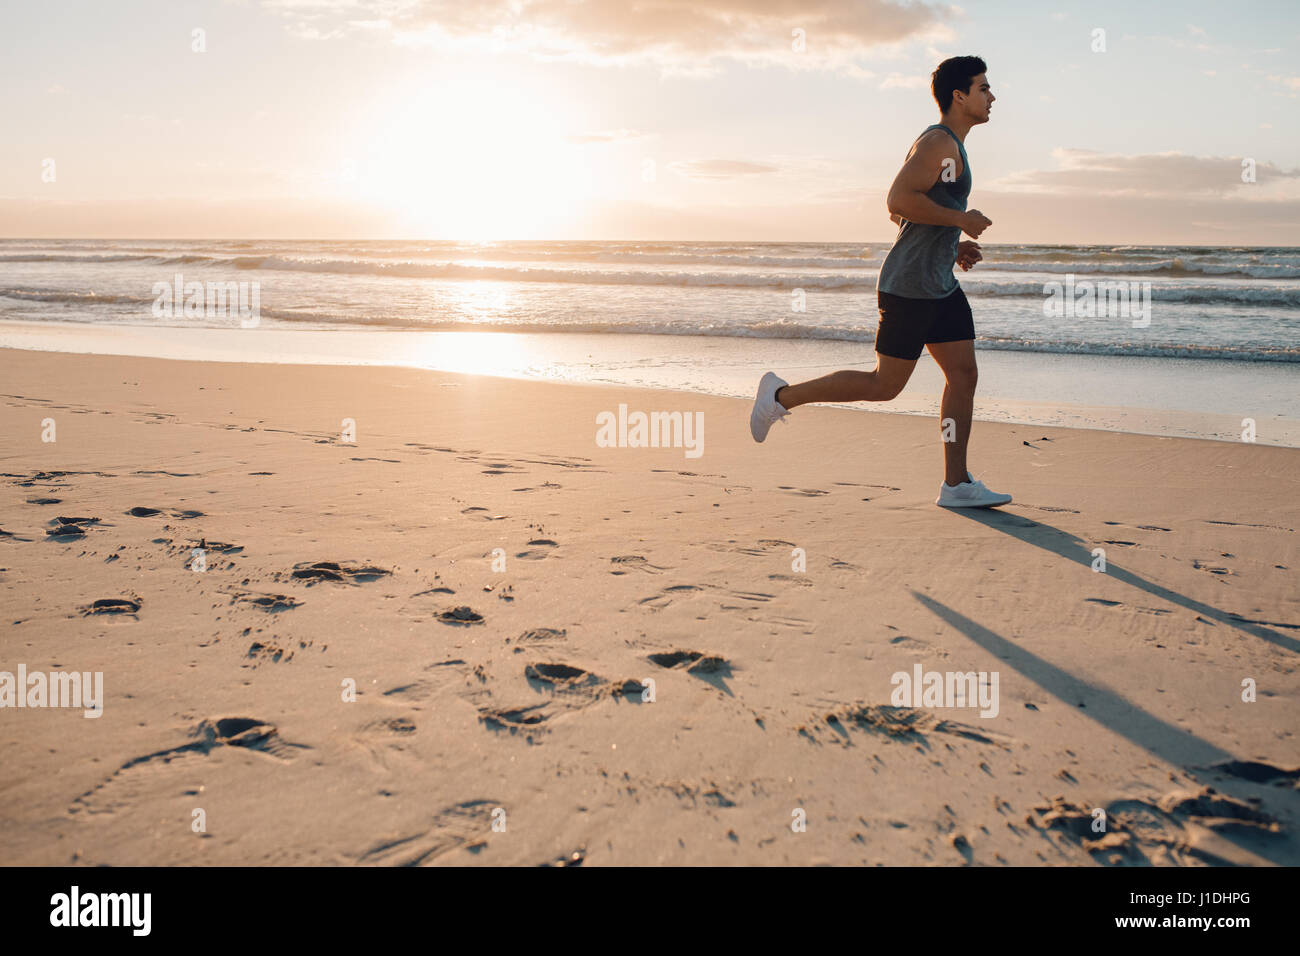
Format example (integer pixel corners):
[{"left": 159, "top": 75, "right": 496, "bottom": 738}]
[{"left": 926, "top": 338, "right": 977, "bottom": 384}]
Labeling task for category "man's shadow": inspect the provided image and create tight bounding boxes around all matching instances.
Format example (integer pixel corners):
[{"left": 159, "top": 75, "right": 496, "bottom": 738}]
[
  {"left": 953, "top": 508, "right": 1298, "bottom": 655},
  {"left": 909, "top": 509, "right": 1300, "bottom": 865}
]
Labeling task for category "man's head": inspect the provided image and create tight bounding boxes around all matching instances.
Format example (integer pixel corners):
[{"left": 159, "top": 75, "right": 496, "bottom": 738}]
[{"left": 932, "top": 56, "right": 993, "bottom": 124}]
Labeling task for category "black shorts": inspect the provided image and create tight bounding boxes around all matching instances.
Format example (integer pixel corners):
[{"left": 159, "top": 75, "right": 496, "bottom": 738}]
[{"left": 875, "top": 286, "right": 975, "bottom": 360}]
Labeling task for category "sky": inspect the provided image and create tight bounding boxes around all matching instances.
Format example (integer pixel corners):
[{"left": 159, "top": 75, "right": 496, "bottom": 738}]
[{"left": 2, "top": 0, "right": 1298, "bottom": 243}]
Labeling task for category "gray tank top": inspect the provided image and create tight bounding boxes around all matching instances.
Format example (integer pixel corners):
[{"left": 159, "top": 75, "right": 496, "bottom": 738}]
[{"left": 876, "top": 124, "right": 970, "bottom": 300}]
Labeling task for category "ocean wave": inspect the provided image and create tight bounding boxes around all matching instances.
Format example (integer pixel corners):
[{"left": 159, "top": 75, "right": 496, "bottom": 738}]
[
  {"left": 5, "top": 271, "right": 1300, "bottom": 310},
  {"left": 0, "top": 287, "right": 156, "bottom": 306},
  {"left": 984, "top": 258, "right": 1300, "bottom": 278},
  {"left": 6, "top": 248, "right": 1300, "bottom": 281},
  {"left": 7, "top": 302, "right": 1293, "bottom": 362}
]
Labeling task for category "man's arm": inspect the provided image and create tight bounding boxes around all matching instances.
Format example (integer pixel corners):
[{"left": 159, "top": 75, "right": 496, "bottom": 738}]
[{"left": 885, "top": 131, "right": 991, "bottom": 238}]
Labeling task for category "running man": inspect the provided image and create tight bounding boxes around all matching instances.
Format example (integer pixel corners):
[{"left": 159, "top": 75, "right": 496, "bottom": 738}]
[{"left": 749, "top": 56, "right": 1011, "bottom": 508}]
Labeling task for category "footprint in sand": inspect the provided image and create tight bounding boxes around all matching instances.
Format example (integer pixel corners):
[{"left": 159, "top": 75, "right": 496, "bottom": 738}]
[
  {"left": 47, "top": 516, "right": 100, "bottom": 539},
  {"left": 638, "top": 584, "right": 704, "bottom": 609},
  {"left": 346, "top": 715, "right": 421, "bottom": 774},
  {"left": 768, "top": 573, "right": 813, "bottom": 587},
  {"left": 888, "top": 635, "right": 935, "bottom": 654},
  {"left": 70, "top": 717, "right": 308, "bottom": 816},
  {"left": 609, "top": 555, "right": 666, "bottom": 575},
  {"left": 231, "top": 590, "right": 302, "bottom": 612},
  {"left": 1206, "top": 519, "right": 1296, "bottom": 532},
  {"left": 506, "top": 627, "right": 567, "bottom": 647},
  {"left": 437, "top": 606, "right": 485, "bottom": 626},
  {"left": 374, "top": 660, "right": 488, "bottom": 711},
  {"left": 127, "top": 506, "right": 205, "bottom": 520},
  {"left": 706, "top": 539, "right": 795, "bottom": 557},
  {"left": 354, "top": 799, "right": 499, "bottom": 866},
  {"left": 647, "top": 649, "right": 730, "bottom": 676},
  {"left": 1036, "top": 788, "right": 1284, "bottom": 866},
  {"left": 524, "top": 662, "right": 603, "bottom": 691},
  {"left": 410, "top": 585, "right": 456, "bottom": 597},
  {"left": 480, "top": 661, "right": 610, "bottom": 736},
  {"left": 244, "top": 638, "right": 303, "bottom": 667},
  {"left": 80, "top": 597, "right": 142, "bottom": 617},
  {"left": 365, "top": 715, "right": 417, "bottom": 735},
  {"left": 478, "top": 703, "right": 551, "bottom": 732},
  {"left": 514, "top": 539, "right": 558, "bottom": 560},
  {"left": 805, "top": 705, "right": 1012, "bottom": 749},
  {"left": 645, "top": 650, "right": 734, "bottom": 694},
  {"left": 716, "top": 587, "right": 774, "bottom": 604},
  {"left": 194, "top": 540, "right": 243, "bottom": 555},
  {"left": 289, "top": 561, "right": 392, "bottom": 585}
]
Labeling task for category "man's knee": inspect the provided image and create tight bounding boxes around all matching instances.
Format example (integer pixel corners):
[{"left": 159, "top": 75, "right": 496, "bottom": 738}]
[
  {"left": 878, "top": 379, "right": 908, "bottom": 400},
  {"left": 947, "top": 363, "right": 978, "bottom": 392}
]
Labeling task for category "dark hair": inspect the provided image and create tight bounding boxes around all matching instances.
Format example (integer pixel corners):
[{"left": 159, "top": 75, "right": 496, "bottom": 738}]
[{"left": 931, "top": 56, "right": 987, "bottom": 112}]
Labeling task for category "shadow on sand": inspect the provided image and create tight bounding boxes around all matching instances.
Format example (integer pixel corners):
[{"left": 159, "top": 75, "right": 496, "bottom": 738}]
[{"left": 911, "top": 508, "right": 1298, "bottom": 864}]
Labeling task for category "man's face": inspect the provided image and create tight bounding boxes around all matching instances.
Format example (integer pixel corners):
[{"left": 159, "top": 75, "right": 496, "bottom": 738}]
[{"left": 961, "top": 73, "right": 995, "bottom": 123}]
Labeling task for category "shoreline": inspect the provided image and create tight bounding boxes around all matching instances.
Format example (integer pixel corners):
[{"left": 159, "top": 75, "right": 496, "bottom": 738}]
[{"left": 1, "top": 321, "right": 1296, "bottom": 447}]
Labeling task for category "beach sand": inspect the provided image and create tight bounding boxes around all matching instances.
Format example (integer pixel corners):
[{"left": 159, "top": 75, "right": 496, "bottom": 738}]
[{"left": 1, "top": 347, "right": 1296, "bottom": 866}]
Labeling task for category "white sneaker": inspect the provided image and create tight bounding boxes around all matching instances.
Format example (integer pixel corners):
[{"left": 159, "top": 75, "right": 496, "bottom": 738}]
[
  {"left": 936, "top": 475, "right": 1012, "bottom": 508},
  {"left": 750, "top": 371, "right": 790, "bottom": 442}
]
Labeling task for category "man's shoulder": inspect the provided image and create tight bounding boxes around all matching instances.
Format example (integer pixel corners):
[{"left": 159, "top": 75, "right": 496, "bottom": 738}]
[{"left": 915, "top": 127, "right": 959, "bottom": 153}]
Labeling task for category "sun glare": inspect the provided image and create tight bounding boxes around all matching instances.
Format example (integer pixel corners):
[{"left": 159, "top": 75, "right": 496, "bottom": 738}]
[
  {"left": 413, "top": 330, "right": 531, "bottom": 376},
  {"left": 352, "top": 68, "right": 592, "bottom": 239}
]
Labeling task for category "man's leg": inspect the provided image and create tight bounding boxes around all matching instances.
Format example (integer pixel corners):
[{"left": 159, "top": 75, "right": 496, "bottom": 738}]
[
  {"left": 925, "top": 338, "right": 977, "bottom": 486},
  {"left": 775, "top": 354, "right": 918, "bottom": 410}
]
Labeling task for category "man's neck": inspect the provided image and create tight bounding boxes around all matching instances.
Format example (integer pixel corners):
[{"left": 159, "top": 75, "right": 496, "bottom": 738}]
[{"left": 938, "top": 113, "right": 973, "bottom": 142}]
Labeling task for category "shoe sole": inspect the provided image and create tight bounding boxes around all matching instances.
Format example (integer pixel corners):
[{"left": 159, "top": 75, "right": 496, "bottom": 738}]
[
  {"left": 750, "top": 374, "right": 782, "bottom": 442},
  {"left": 936, "top": 497, "right": 1012, "bottom": 509}
]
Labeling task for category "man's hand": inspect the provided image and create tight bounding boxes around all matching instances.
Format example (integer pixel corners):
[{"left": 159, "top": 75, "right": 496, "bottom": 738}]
[
  {"left": 962, "top": 209, "right": 992, "bottom": 239},
  {"left": 957, "top": 240, "right": 982, "bottom": 271}
]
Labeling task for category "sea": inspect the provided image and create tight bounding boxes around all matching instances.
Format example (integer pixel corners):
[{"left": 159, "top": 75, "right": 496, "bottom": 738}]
[{"left": 2, "top": 239, "right": 1297, "bottom": 444}]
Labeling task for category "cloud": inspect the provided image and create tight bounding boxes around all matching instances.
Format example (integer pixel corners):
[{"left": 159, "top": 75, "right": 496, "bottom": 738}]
[
  {"left": 260, "top": 0, "right": 956, "bottom": 74},
  {"left": 666, "top": 158, "right": 782, "bottom": 179},
  {"left": 991, "top": 149, "right": 1300, "bottom": 199}
]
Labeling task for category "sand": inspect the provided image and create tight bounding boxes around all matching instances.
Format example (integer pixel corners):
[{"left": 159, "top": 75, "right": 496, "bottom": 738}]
[{"left": 0, "top": 347, "right": 1296, "bottom": 866}]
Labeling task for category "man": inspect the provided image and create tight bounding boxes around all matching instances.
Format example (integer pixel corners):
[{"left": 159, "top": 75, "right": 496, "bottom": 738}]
[{"left": 749, "top": 55, "right": 1011, "bottom": 509}]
